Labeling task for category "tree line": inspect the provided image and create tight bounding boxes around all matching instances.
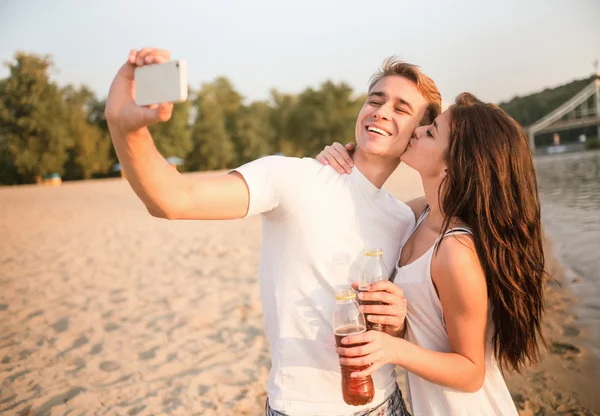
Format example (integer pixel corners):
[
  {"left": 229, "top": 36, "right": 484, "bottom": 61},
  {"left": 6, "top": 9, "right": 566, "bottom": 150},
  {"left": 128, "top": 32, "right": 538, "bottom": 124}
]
[
  {"left": 1, "top": 52, "right": 596, "bottom": 185},
  {"left": 0, "top": 52, "right": 364, "bottom": 185}
]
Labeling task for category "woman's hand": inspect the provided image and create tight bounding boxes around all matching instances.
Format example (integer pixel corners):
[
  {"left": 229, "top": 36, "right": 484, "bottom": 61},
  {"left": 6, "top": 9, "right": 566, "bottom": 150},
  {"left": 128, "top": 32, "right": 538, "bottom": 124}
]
[
  {"left": 316, "top": 142, "right": 356, "bottom": 174},
  {"left": 336, "top": 330, "right": 402, "bottom": 378}
]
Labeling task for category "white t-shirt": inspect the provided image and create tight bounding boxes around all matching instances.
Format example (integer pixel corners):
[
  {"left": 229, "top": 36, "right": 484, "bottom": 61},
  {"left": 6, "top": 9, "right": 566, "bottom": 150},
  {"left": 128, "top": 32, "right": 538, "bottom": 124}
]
[{"left": 233, "top": 156, "right": 415, "bottom": 416}]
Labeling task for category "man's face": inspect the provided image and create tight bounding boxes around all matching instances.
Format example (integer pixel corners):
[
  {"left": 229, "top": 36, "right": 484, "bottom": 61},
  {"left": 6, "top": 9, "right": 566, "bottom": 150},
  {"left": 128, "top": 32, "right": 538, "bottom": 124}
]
[{"left": 355, "top": 76, "right": 428, "bottom": 159}]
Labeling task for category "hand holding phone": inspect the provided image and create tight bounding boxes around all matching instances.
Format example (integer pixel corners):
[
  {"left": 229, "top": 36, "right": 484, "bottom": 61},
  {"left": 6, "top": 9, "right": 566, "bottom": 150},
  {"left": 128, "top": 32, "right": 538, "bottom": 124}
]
[
  {"left": 134, "top": 60, "right": 188, "bottom": 106},
  {"left": 105, "top": 48, "right": 182, "bottom": 133}
]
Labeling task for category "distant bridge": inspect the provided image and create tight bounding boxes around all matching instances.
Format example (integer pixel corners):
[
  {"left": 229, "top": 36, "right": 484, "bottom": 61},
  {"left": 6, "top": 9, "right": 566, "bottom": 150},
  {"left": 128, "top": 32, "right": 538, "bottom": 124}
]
[{"left": 527, "top": 76, "right": 600, "bottom": 149}]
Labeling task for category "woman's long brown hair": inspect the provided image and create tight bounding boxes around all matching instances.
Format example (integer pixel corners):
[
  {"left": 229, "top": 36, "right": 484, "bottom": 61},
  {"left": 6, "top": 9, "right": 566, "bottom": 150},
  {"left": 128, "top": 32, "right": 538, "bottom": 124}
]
[{"left": 439, "top": 93, "right": 547, "bottom": 372}]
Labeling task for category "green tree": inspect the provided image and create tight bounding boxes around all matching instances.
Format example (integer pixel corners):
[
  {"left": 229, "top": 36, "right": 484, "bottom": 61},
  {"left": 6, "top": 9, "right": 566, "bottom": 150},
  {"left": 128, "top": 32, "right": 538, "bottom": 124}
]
[
  {"left": 231, "top": 101, "right": 274, "bottom": 165},
  {"left": 269, "top": 89, "right": 298, "bottom": 156},
  {"left": 187, "top": 84, "right": 234, "bottom": 171},
  {"left": 85, "top": 96, "right": 120, "bottom": 175},
  {"left": 148, "top": 89, "right": 193, "bottom": 166},
  {"left": 0, "top": 78, "right": 21, "bottom": 185},
  {"left": 87, "top": 97, "right": 109, "bottom": 133},
  {"left": 213, "top": 76, "right": 242, "bottom": 136},
  {"left": 286, "top": 81, "right": 358, "bottom": 157},
  {"left": 62, "top": 85, "right": 112, "bottom": 180},
  {"left": 0, "top": 52, "right": 71, "bottom": 184}
]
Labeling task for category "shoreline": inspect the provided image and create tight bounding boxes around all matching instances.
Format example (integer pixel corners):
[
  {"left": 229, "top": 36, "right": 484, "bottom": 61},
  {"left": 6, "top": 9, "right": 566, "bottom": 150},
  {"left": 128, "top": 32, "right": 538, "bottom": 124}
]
[{"left": 503, "top": 238, "right": 600, "bottom": 415}]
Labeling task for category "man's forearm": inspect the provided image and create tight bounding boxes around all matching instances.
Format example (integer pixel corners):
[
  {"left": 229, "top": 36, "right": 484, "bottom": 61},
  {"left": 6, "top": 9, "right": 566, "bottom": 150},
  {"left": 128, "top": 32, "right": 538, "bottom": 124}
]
[
  {"left": 104, "top": 48, "right": 251, "bottom": 221},
  {"left": 109, "top": 125, "right": 188, "bottom": 218}
]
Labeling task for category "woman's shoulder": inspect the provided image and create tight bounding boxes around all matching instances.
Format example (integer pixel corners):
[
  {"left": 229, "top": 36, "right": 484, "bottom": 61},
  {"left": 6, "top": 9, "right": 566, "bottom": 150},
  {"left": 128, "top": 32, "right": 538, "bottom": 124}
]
[{"left": 431, "top": 230, "right": 485, "bottom": 294}]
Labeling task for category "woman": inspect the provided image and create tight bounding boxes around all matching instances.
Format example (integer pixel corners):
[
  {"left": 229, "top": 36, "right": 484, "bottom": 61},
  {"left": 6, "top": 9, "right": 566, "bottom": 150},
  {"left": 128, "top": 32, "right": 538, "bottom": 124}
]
[{"left": 317, "top": 93, "right": 546, "bottom": 415}]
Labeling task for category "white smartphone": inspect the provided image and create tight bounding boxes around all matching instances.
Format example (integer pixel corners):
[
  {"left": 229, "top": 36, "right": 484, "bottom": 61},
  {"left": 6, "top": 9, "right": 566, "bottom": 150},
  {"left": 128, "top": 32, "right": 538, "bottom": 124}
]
[{"left": 134, "top": 60, "right": 188, "bottom": 106}]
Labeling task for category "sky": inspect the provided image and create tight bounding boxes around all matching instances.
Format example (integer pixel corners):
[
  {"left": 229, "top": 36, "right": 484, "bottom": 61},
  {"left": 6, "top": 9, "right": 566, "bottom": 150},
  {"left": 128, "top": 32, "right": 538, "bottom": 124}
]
[{"left": 0, "top": 0, "right": 598, "bottom": 106}]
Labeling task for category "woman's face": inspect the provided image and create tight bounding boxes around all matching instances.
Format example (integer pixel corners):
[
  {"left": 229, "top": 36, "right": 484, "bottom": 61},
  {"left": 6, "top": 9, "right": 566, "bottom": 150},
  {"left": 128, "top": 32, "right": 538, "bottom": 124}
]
[{"left": 400, "top": 109, "right": 452, "bottom": 180}]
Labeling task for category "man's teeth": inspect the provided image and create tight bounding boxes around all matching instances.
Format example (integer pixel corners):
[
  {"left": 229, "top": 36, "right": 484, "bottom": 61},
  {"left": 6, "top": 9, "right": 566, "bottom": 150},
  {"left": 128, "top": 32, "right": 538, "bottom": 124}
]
[{"left": 367, "top": 127, "right": 391, "bottom": 136}]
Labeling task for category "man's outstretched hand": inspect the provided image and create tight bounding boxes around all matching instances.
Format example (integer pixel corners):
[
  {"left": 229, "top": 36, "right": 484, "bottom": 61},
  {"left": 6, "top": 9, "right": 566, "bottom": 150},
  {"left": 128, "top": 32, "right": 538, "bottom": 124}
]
[{"left": 105, "top": 48, "right": 174, "bottom": 135}]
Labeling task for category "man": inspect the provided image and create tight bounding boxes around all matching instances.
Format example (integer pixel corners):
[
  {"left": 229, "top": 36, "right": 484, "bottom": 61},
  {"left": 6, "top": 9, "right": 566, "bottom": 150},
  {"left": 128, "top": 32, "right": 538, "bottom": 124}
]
[{"left": 105, "top": 48, "right": 441, "bottom": 415}]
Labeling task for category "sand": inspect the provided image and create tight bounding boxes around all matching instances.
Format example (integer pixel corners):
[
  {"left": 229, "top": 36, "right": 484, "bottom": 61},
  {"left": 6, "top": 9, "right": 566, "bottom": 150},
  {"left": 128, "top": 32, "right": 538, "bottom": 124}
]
[{"left": 0, "top": 164, "right": 598, "bottom": 415}]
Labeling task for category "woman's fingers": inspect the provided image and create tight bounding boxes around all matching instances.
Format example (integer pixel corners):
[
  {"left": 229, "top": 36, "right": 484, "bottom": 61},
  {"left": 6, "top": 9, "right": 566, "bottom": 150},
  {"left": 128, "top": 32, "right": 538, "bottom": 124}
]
[{"left": 351, "top": 362, "right": 384, "bottom": 378}]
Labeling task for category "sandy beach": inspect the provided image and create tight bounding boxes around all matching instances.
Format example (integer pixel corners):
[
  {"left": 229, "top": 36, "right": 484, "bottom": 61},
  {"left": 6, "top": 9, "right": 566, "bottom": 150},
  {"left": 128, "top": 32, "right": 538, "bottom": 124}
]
[{"left": 1, "top": 164, "right": 599, "bottom": 415}]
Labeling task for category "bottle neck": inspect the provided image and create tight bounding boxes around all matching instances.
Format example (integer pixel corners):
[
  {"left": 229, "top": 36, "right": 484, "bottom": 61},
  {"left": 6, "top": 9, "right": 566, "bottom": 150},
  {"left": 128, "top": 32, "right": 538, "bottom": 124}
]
[
  {"left": 335, "top": 299, "right": 356, "bottom": 305},
  {"left": 364, "top": 248, "right": 383, "bottom": 259}
]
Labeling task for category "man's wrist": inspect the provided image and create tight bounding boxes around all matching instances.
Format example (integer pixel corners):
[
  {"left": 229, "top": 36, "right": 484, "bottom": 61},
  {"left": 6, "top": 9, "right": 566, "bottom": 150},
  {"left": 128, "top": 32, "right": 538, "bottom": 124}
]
[{"left": 386, "top": 321, "right": 405, "bottom": 337}]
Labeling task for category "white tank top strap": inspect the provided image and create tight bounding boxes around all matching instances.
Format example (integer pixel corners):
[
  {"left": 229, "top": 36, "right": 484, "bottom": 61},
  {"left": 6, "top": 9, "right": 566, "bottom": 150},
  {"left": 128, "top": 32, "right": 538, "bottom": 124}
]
[
  {"left": 433, "top": 226, "right": 473, "bottom": 250},
  {"left": 414, "top": 207, "right": 472, "bottom": 239},
  {"left": 443, "top": 227, "right": 473, "bottom": 236},
  {"left": 415, "top": 205, "right": 430, "bottom": 228}
]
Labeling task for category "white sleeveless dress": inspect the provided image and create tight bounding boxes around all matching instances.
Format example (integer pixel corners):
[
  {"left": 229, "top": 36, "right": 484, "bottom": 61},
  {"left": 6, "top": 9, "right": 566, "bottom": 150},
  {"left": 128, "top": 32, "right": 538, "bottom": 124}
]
[{"left": 394, "top": 209, "right": 518, "bottom": 416}]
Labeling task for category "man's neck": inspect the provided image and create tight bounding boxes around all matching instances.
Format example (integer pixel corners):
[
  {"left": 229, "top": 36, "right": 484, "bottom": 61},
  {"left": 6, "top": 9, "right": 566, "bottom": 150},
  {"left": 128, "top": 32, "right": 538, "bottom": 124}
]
[{"left": 352, "top": 149, "right": 401, "bottom": 189}]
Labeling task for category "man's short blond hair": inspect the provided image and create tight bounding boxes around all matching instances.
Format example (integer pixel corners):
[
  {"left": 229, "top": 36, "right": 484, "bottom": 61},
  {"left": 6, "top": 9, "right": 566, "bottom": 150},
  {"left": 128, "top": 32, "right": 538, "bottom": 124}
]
[{"left": 369, "top": 57, "right": 442, "bottom": 125}]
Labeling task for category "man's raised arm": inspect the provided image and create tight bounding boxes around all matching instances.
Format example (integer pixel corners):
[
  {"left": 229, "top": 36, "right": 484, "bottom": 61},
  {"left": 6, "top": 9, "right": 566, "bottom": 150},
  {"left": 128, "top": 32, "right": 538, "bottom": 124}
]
[{"left": 105, "top": 48, "right": 249, "bottom": 220}]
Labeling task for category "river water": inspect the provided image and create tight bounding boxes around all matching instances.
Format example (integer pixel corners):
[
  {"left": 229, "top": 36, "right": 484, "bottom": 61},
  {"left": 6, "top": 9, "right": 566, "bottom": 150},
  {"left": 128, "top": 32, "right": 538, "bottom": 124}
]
[{"left": 535, "top": 150, "right": 600, "bottom": 372}]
